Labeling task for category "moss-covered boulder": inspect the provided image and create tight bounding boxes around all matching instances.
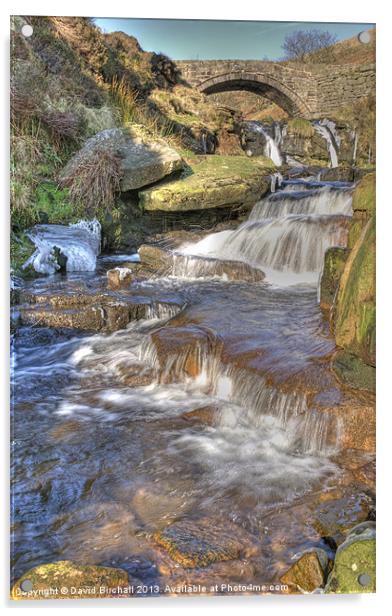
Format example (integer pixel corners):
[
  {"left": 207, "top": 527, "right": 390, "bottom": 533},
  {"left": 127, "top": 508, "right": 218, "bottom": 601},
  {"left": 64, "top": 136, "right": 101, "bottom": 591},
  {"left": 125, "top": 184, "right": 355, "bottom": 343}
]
[
  {"left": 351, "top": 173, "right": 376, "bottom": 213},
  {"left": 138, "top": 155, "right": 274, "bottom": 212},
  {"left": 11, "top": 560, "right": 129, "bottom": 600},
  {"left": 348, "top": 173, "right": 376, "bottom": 248},
  {"left": 319, "top": 247, "right": 349, "bottom": 311},
  {"left": 333, "top": 216, "right": 375, "bottom": 367},
  {"left": 325, "top": 524, "right": 376, "bottom": 594},
  {"left": 280, "top": 550, "right": 328, "bottom": 593},
  {"left": 332, "top": 350, "right": 375, "bottom": 393}
]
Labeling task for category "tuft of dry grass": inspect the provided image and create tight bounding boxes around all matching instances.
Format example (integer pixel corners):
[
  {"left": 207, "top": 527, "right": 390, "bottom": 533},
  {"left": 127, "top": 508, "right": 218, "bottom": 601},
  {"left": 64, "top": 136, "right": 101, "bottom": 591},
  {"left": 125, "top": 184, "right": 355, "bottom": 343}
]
[
  {"left": 109, "top": 76, "right": 139, "bottom": 124},
  {"left": 43, "top": 110, "right": 84, "bottom": 144},
  {"left": 59, "top": 146, "right": 122, "bottom": 214}
]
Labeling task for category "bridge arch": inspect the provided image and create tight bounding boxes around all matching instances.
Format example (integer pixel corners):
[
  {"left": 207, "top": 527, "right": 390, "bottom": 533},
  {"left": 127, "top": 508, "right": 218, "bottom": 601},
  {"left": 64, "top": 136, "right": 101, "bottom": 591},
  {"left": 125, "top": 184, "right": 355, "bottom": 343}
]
[{"left": 198, "top": 71, "right": 311, "bottom": 118}]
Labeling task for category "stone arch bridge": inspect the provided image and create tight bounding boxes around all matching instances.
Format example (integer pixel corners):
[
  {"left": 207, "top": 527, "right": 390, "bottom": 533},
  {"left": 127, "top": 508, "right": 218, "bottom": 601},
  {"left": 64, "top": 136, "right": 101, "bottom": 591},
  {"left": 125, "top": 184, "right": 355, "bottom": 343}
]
[{"left": 176, "top": 60, "right": 375, "bottom": 119}]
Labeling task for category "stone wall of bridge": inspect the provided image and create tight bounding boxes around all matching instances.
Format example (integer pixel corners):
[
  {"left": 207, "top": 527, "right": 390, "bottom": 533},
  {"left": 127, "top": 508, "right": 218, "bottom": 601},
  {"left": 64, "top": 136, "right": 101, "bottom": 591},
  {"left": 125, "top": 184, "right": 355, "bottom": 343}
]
[{"left": 175, "top": 60, "right": 375, "bottom": 118}]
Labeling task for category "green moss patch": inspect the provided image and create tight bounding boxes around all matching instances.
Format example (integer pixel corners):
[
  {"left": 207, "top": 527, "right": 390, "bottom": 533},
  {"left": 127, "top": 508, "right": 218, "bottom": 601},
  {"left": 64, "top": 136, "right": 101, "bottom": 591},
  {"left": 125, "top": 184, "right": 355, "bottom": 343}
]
[{"left": 139, "top": 154, "right": 274, "bottom": 212}]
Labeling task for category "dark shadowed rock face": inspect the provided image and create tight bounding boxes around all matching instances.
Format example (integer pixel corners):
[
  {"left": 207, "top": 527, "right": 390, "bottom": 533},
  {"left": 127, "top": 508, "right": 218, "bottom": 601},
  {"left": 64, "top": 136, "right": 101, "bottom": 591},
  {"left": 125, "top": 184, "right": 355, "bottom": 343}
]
[
  {"left": 319, "top": 247, "right": 349, "bottom": 312},
  {"left": 312, "top": 488, "right": 374, "bottom": 545}
]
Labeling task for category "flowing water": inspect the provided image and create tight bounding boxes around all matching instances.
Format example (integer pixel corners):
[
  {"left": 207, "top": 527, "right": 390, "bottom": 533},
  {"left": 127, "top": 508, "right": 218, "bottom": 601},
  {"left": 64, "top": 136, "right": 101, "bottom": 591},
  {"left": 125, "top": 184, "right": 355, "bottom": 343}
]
[{"left": 12, "top": 177, "right": 365, "bottom": 591}]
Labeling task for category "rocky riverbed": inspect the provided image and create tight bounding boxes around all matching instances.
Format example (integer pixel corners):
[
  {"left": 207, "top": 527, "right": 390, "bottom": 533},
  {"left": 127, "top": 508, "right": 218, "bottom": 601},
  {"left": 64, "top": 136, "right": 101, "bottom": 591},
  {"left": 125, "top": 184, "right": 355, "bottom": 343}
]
[{"left": 11, "top": 171, "right": 375, "bottom": 599}]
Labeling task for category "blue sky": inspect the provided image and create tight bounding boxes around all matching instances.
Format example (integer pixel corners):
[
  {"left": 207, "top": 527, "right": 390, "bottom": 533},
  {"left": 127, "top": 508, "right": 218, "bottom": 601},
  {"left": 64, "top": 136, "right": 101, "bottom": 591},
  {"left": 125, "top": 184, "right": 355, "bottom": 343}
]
[{"left": 94, "top": 18, "right": 374, "bottom": 60}]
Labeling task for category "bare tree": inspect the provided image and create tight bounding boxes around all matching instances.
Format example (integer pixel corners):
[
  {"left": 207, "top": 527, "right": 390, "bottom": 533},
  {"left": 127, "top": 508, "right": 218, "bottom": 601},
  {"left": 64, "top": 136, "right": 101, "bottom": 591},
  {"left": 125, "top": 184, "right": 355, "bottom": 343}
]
[{"left": 282, "top": 29, "right": 338, "bottom": 63}]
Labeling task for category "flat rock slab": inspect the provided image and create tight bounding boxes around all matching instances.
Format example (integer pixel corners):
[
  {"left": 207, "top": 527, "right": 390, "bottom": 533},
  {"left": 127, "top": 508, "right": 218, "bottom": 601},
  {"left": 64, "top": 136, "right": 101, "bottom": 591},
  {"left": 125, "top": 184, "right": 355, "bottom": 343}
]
[
  {"left": 60, "top": 126, "right": 183, "bottom": 192},
  {"left": 138, "top": 244, "right": 265, "bottom": 282},
  {"left": 154, "top": 517, "right": 254, "bottom": 568},
  {"left": 19, "top": 292, "right": 182, "bottom": 332},
  {"left": 139, "top": 154, "right": 273, "bottom": 211}
]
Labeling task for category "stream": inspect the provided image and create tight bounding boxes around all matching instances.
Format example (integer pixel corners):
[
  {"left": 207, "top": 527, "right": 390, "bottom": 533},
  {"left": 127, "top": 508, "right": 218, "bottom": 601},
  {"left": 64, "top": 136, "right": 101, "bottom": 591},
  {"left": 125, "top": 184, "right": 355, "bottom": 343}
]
[{"left": 11, "top": 173, "right": 374, "bottom": 592}]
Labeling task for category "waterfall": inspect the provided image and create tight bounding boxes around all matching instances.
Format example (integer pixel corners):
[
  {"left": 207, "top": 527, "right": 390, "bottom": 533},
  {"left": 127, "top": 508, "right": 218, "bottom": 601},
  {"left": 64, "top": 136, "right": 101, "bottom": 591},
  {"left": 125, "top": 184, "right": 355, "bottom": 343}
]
[
  {"left": 247, "top": 121, "right": 283, "bottom": 166},
  {"left": 352, "top": 130, "right": 359, "bottom": 164},
  {"left": 270, "top": 172, "right": 283, "bottom": 193},
  {"left": 179, "top": 183, "right": 352, "bottom": 285},
  {"left": 23, "top": 219, "right": 101, "bottom": 275},
  {"left": 249, "top": 185, "right": 353, "bottom": 219},
  {"left": 313, "top": 119, "right": 340, "bottom": 168}
]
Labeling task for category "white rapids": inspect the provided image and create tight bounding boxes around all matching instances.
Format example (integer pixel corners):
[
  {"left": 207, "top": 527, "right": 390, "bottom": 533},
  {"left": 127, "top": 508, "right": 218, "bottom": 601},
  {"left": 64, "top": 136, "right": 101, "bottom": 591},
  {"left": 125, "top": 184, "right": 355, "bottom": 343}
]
[{"left": 178, "top": 183, "right": 352, "bottom": 285}]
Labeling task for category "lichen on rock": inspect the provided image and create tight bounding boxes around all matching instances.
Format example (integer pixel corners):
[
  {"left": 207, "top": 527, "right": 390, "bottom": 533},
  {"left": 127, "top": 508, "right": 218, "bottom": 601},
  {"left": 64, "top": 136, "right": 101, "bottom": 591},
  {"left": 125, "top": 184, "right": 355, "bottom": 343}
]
[
  {"left": 325, "top": 523, "right": 376, "bottom": 594},
  {"left": 11, "top": 560, "right": 129, "bottom": 600}
]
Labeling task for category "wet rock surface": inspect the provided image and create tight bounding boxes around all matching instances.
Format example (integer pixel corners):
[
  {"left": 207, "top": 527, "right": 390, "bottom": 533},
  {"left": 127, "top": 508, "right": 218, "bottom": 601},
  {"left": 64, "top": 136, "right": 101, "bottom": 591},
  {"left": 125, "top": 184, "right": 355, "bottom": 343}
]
[
  {"left": 107, "top": 267, "right": 133, "bottom": 290},
  {"left": 19, "top": 290, "right": 182, "bottom": 332},
  {"left": 312, "top": 487, "right": 374, "bottom": 545},
  {"left": 154, "top": 517, "right": 254, "bottom": 568},
  {"left": 279, "top": 550, "right": 328, "bottom": 593}
]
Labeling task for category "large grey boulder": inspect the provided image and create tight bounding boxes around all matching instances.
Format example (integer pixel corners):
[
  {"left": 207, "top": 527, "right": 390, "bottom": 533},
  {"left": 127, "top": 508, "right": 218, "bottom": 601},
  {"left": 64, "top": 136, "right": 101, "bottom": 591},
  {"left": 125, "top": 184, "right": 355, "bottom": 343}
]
[{"left": 60, "top": 126, "right": 183, "bottom": 192}]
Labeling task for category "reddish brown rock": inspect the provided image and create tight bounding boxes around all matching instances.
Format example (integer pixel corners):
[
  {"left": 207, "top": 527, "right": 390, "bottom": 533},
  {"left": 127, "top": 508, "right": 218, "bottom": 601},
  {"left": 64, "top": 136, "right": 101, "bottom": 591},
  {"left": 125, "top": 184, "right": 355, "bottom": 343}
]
[
  {"left": 182, "top": 405, "right": 220, "bottom": 426},
  {"left": 154, "top": 517, "right": 255, "bottom": 568},
  {"left": 107, "top": 267, "right": 133, "bottom": 289},
  {"left": 280, "top": 551, "right": 326, "bottom": 593}
]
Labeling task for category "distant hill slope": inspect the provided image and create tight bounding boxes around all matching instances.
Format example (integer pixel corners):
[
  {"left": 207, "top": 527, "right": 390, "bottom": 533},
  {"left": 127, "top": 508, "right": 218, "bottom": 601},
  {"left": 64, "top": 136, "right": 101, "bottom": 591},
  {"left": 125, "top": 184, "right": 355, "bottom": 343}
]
[{"left": 323, "top": 27, "right": 375, "bottom": 65}]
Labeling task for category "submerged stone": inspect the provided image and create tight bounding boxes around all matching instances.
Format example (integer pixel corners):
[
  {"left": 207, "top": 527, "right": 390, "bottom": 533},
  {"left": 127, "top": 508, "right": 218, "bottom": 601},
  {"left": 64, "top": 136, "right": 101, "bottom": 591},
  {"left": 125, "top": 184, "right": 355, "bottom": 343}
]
[
  {"left": 321, "top": 398, "right": 375, "bottom": 452},
  {"left": 181, "top": 405, "right": 220, "bottom": 426},
  {"left": 11, "top": 560, "right": 129, "bottom": 600},
  {"left": 154, "top": 517, "right": 250, "bottom": 568}
]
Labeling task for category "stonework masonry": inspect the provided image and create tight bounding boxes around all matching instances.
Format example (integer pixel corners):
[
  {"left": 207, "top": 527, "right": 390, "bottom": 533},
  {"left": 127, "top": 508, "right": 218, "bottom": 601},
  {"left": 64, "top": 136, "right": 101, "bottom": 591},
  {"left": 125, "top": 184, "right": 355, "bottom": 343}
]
[{"left": 176, "top": 60, "right": 375, "bottom": 118}]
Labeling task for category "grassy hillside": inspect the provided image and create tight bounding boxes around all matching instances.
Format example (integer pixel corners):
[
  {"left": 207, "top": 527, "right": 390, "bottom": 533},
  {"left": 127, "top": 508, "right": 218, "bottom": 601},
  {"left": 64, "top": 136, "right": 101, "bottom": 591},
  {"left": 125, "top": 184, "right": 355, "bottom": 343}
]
[{"left": 10, "top": 16, "right": 240, "bottom": 237}]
